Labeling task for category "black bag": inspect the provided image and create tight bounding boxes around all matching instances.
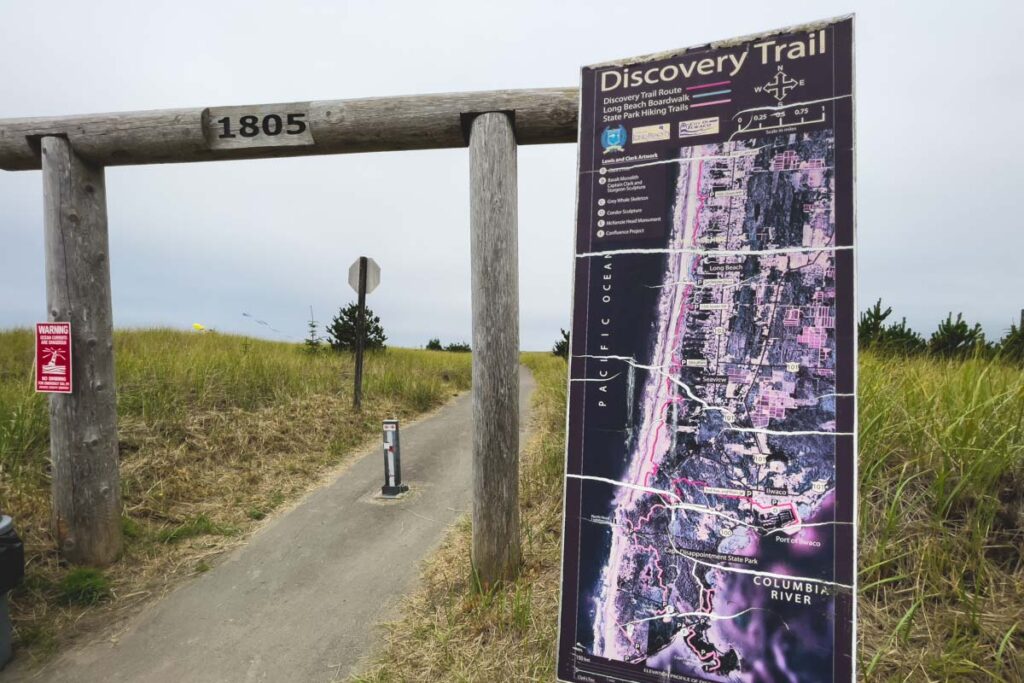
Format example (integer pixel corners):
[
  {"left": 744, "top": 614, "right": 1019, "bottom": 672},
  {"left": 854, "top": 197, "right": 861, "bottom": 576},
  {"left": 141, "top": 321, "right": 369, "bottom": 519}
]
[{"left": 0, "top": 518, "right": 24, "bottom": 594}]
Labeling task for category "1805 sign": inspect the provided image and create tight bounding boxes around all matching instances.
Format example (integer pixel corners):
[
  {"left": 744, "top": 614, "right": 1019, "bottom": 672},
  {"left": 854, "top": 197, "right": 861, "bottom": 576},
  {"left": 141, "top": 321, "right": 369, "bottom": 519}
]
[
  {"left": 204, "top": 103, "right": 314, "bottom": 150},
  {"left": 216, "top": 112, "right": 307, "bottom": 139}
]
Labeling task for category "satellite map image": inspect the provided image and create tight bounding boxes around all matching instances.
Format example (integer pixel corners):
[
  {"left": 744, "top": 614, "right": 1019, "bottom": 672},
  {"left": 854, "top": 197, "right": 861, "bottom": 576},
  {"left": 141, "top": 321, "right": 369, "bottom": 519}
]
[{"left": 581, "top": 131, "right": 851, "bottom": 681}]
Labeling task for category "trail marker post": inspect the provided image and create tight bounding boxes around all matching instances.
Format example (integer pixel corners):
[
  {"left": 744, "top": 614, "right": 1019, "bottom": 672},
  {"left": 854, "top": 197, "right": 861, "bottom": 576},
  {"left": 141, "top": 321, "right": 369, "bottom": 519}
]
[
  {"left": 347, "top": 256, "right": 380, "bottom": 410},
  {"left": 380, "top": 420, "right": 408, "bottom": 497}
]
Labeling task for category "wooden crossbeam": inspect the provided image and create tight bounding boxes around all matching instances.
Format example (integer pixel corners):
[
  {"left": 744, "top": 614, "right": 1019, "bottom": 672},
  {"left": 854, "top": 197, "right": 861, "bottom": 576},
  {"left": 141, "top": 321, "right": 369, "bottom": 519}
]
[{"left": 0, "top": 88, "right": 579, "bottom": 170}]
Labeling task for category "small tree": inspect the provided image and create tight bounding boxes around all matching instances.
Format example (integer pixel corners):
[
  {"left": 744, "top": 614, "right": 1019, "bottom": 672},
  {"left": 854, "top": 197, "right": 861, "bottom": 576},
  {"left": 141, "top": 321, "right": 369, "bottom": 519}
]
[
  {"left": 929, "top": 313, "right": 985, "bottom": 359},
  {"left": 858, "top": 299, "right": 925, "bottom": 355},
  {"left": 326, "top": 303, "right": 387, "bottom": 352},
  {"left": 874, "top": 317, "right": 926, "bottom": 355},
  {"left": 444, "top": 341, "right": 471, "bottom": 353},
  {"left": 553, "top": 328, "right": 570, "bottom": 359},
  {"left": 997, "top": 322, "right": 1024, "bottom": 364},
  {"left": 858, "top": 299, "right": 891, "bottom": 348},
  {"left": 426, "top": 338, "right": 443, "bottom": 351},
  {"left": 305, "top": 306, "right": 323, "bottom": 352}
]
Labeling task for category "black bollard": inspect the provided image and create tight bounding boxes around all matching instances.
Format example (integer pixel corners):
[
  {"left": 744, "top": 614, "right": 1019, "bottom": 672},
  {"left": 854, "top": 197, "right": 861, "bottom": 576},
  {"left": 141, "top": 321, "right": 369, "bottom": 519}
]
[{"left": 381, "top": 420, "right": 409, "bottom": 497}]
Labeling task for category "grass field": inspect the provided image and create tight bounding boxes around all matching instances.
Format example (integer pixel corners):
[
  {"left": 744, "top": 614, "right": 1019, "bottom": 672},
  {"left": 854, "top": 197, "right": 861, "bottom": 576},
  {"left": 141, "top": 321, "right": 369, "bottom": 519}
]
[
  {"left": 858, "top": 353, "right": 1023, "bottom": 680},
  {"left": 2, "top": 330, "right": 1021, "bottom": 679},
  {"left": 0, "top": 328, "right": 472, "bottom": 662},
  {"left": 354, "top": 352, "right": 1024, "bottom": 682}
]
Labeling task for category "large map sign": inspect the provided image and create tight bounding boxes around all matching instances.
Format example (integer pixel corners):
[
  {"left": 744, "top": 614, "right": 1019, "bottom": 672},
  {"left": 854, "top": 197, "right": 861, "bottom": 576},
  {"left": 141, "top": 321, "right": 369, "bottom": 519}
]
[{"left": 558, "top": 17, "right": 855, "bottom": 683}]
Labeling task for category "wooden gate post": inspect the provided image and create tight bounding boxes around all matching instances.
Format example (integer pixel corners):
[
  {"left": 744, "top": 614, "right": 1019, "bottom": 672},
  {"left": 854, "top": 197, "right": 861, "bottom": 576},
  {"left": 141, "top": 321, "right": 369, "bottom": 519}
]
[
  {"left": 468, "top": 112, "right": 521, "bottom": 586},
  {"left": 41, "top": 136, "right": 122, "bottom": 566}
]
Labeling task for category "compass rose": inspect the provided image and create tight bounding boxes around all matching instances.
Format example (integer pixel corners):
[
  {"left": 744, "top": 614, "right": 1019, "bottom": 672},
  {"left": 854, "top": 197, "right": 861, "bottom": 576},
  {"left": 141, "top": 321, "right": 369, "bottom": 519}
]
[{"left": 762, "top": 67, "right": 800, "bottom": 104}]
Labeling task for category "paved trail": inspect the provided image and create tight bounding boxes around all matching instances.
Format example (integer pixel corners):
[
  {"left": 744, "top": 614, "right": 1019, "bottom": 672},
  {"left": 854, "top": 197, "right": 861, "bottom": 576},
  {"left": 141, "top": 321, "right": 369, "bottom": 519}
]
[{"left": 16, "top": 367, "right": 534, "bottom": 683}]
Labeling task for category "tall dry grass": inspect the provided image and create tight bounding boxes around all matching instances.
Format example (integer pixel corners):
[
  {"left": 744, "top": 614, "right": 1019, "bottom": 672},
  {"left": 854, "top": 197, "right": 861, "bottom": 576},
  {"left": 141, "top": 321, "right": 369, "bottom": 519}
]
[
  {"left": 353, "top": 351, "right": 1023, "bottom": 682},
  {"left": 858, "top": 352, "right": 1023, "bottom": 680},
  {"left": 0, "top": 328, "right": 471, "bottom": 661}
]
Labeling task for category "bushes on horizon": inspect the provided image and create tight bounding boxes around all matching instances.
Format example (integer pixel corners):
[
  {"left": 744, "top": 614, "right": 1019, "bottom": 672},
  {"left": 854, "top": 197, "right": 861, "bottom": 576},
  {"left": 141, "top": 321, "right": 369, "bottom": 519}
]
[
  {"left": 424, "top": 338, "right": 470, "bottom": 352},
  {"left": 857, "top": 299, "right": 1020, "bottom": 362},
  {"left": 858, "top": 300, "right": 926, "bottom": 355}
]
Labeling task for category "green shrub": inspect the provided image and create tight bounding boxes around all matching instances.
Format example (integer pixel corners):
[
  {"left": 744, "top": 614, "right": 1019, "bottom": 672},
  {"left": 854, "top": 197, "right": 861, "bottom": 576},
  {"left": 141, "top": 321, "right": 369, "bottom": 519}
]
[
  {"left": 326, "top": 303, "right": 387, "bottom": 352},
  {"left": 120, "top": 516, "right": 143, "bottom": 540},
  {"left": 551, "top": 329, "right": 570, "bottom": 359},
  {"left": 858, "top": 299, "right": 925, "bottom": 355},
  {"left": 58, "top": 569, "right": 111, "bottom": 606},
  {"left": 156, "top": 514, "right": 237, "bottom": 543},
  {"left": 929, "top": 312, "right": 986, "bottom": 359},
  {"left": 997, "top": 323, "right": 1024, "bottom": 363}
]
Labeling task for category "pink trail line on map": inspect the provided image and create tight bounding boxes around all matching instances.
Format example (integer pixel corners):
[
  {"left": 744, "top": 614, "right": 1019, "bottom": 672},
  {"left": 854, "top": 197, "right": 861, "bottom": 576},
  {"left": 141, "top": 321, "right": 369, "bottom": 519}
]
[
  {"left": 687, "top": 80, "right": 731, "bottom": 90},
  {"left": 630, "top": 157, "right": 725, "bottom": 672},
  {"left": 686, "top": 631, "right": 723, "bottom": 671},
  {"left": 675, "top": 479, "right": 804, "bottom": 528},
  {"left": 640, "top": 160, "right": 705, "bottom": 494},
  {"left": 637, "top": 543, "right": 671, "bottom": 604}
]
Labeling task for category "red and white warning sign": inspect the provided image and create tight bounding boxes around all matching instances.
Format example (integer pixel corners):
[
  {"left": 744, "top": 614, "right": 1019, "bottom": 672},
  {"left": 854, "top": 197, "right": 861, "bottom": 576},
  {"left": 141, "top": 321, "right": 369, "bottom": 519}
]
[{"left": 35, "top": 322, "right": 72, "bottom": 394}]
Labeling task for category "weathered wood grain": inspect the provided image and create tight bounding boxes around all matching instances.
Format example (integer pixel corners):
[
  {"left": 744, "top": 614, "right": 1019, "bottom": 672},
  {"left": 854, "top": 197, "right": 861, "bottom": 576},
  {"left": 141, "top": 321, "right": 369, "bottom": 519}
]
[
  {"left": 469, "top": 112, "right": 521, "bottom": 586},
  {"left": 0, "top": 88, "right": 578, "bottom": 170},
  {"left": 41, "top": 136, "right": 122, "bottom": 566}
]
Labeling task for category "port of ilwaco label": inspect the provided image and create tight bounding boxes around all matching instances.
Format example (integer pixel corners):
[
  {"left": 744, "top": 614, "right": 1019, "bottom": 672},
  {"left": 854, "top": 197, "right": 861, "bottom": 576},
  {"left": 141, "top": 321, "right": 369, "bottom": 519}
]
[{"left": 35, "top": 322, "right": 72, "bottom": 393}]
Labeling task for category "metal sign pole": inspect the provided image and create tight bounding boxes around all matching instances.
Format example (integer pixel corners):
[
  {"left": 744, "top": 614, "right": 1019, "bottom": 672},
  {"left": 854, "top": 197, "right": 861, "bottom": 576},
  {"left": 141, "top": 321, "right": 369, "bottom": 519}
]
[
  {"left": 347, "top": 255, "right": 380, "bottom": 411},
  {"left": 353, "top": 256, "right": 367, "bottom": 410}
]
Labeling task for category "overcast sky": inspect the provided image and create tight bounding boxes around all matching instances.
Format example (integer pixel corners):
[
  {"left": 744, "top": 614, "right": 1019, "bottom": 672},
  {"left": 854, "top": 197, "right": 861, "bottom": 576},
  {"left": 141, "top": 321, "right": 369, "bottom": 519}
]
[{"left": 2, "top": 1, "right": 1022, "bottom": 349}]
